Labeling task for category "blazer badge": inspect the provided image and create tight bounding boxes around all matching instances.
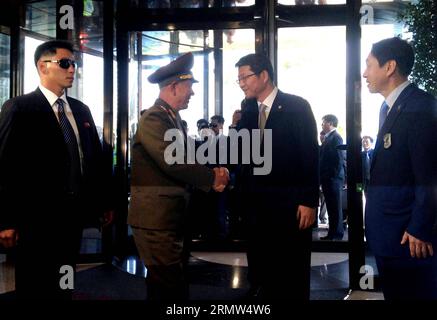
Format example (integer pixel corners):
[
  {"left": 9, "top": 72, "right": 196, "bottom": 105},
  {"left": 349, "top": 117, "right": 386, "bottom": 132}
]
[{"left": 383, "top": 133, "right": 391, "bottom": 149}]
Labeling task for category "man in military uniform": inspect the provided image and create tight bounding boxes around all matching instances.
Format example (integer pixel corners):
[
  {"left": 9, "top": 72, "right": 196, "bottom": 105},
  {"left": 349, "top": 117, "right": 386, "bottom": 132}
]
[{"left": 128, "top": 52, "right": 229, "bottom": 301}]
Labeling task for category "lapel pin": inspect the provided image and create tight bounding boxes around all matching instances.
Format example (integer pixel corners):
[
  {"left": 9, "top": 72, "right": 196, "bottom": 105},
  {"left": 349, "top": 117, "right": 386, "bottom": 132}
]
[
  {"left": 278, "top": 105, "right": 282, "bottom": 110},
  {"left": 84, "top": 122, "right": 91, "bottom": 128},
  {"left": 383, "top": 133, "right": 391, "bottom": 149}
]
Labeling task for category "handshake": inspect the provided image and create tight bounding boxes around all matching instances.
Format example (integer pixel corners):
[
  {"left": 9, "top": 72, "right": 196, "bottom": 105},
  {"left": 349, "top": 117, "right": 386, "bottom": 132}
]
[{"left": 212, "top": 167, "right": 230, "bottom": 192}]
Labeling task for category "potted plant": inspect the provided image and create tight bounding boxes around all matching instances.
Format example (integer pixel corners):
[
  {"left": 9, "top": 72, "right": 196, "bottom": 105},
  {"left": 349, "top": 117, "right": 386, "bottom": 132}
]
[{"left": 398, "top": 0, "right": 437, "bottom": 96}]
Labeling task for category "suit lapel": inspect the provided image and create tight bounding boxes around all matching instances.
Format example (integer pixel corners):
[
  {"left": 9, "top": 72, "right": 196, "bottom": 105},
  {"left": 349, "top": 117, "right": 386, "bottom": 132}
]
[
  {"left": 371, "top": 84, "right": 416, "bottom": 170},
  {"left": 34, "top": 88, "right": 66, "bottom": 140},
  {"left": 264, "top": 91, "right": 283, "bottom": 130},
  {"left": 67, "top": 98, "right": 87, "bottom": 142}
]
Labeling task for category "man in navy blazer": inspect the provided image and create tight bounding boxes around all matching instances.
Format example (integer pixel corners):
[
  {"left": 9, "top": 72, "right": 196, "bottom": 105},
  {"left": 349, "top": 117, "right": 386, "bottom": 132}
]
[
  {"left": 363, "top": 37, "right": 437, "bottom": 300},
  {"left": 0, "top": 40, "right": 113, "bottom": 299},
  {"left": 319, "top": 114, "right": 346, "bottom": 240},
  {"left": 232, "top": 54, "right": 319, "bottom": 300}
]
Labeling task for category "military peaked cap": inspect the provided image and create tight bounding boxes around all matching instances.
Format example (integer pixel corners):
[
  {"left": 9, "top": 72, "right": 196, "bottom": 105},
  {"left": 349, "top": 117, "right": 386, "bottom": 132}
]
[{"left": 148, "top": 52, "right": 199, "bottom": 88}]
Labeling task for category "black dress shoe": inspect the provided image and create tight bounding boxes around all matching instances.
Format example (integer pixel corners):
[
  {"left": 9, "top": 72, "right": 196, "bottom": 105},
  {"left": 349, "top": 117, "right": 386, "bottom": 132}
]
[
  {"left": 242, "top": 286, "right": 262, "bottom": 301},
  {"left": 320, "top": 235, "right": 333, "bottom": 240}
]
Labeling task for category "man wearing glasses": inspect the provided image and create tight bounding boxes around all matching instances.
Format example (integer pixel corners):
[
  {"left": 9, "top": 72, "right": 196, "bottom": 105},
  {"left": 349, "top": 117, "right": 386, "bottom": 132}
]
[
  {"left": 232, "top": 53, "right": 319, "bottom": 300},
  {"left": 0, "top": 40, "right": 113, "bottom": 299}
]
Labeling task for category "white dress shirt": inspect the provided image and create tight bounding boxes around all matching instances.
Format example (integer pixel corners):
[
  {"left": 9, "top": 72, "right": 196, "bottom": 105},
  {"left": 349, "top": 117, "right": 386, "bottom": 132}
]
[
  {"left": 385, "top": 80, "right": 410, "bottom": 115},
  {"left": 258, "top": 86, "right": 279, "bottom": 121}
]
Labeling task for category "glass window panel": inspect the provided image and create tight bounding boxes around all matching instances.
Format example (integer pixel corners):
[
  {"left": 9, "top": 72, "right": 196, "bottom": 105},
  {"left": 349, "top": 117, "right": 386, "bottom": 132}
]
[
  {"left": 24, "top": 0, "right": 56, "bottom": 38},
  {"left": 178, "top": 31, "right": 205, "bottom": 54},
  {"left": 82, "top": 53, "right": 104, "bottom": 129},
  {"left": 24, "top": 37, "right": 44, "bottom": 94},
  {"left": 130, "top": 0, "right": 254, "bottom": 8},
  {"left": 0, "top": 33, "right": 10, "bottom": 107},
  {"left": 78, "top": 0, "right": 104, "bottom": 53},
  {"left": 128, "top": 58, "right": 139, "bottom": 165},
  {"left": 207, "top": 44, "right": 215, "bottom": 128},
  {"left": 222, "top": 28, "right": 255, "bottom": 135},
  {"left": 362, "top": 0, "right": 410, "bottom": 2},
  {"left": 140, "top": 30, "right": 208, "bottom": 139},
  {"left": 142, "top": 32, "right": 171, "bottom": 55},
  {"left": 113, "top": 60, "right": 118, "bottom": 166},
  {"left": 279, "top": 26, "right": 347, "bottom": 243},
  {"left": 223, "top": 0, "right": 255, "bottom": 6},
  {"left": 278, "top": 26, "right": 346, "bottom": 141}
]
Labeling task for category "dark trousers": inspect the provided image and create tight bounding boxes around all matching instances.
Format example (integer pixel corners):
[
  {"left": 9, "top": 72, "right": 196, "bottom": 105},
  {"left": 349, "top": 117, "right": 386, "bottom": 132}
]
[
  {"left": 245, "top": 197, "right": 312, "bottom": 300},
  {"left": 145, "top": 264, "right": 189, "bottom": 301},
  {"left": 321, "top": 178, "right": 344, "bottom": 239},
  {"left": 375, "top": 254, "right": 437, "bottom": 300},
  {"left": 15, "top": 223, "right": 82, "bottom": 300},
  {"left": 132, "top": 227, "right": 188, "bottom": 301}
]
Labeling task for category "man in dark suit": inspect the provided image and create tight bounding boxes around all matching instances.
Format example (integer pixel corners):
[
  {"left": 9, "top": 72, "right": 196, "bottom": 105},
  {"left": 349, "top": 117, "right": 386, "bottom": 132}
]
[
  {"left": 0, "top": 40, "right": 113, "bottom": 299},
  {"left": 363, "top": 37, "right": 437, "bottom": 300},
  {"left": 319, "top": 114, "right": 345, "bottom": 240},
  {"left": 233, "top": 53, "right": 319, "bottom": 300}
]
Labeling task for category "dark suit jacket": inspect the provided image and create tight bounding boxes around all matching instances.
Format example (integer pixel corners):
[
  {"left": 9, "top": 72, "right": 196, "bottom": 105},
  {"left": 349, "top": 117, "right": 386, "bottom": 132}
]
[
  {"left": 365, "top": 84, "right": 437, "bottom": 257},
  {"left": 319, "top": 130, "right": 345, "bottom": 182},
  {"left": 0, "top": 88, "right": 110, "bottom": 232},
  {"left": 236, "top": 90, "right": 319, "bottom": 226},
  {"left": 361, "top": 149, "right": 373, "bottom": 188}
]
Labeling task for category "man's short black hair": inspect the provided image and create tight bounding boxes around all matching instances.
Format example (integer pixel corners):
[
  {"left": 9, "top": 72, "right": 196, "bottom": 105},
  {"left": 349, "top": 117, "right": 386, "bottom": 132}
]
[
  {"left": 235, "top": 53, "right": 275, "bottom": 83},
  {"left": 371, "top": 37, "right": 414, "bottom": 77},
  {"left": 210, "top": 115, "right": 224, "bottom": 124},
  {"left": 34, "top": 40, "right": 74, "bottom": 66},
  {"left": 322, "top": 114, "right": 338, "bottom": 127},
  {"left": 362, "top": 135, "right": 374, "bottom": 143},
  {"left": 197, "top": 118, "right": 209, "bottom": 130}
]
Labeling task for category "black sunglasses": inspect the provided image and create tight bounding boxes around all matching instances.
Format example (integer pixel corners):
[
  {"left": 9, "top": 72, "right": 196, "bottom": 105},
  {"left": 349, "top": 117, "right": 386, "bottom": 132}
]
[
  {"left": 43, "top": 58, "right": 76, "bottom": 69},
  {"left": 209, "top": 123, "right": 218, "bottom": 128}
]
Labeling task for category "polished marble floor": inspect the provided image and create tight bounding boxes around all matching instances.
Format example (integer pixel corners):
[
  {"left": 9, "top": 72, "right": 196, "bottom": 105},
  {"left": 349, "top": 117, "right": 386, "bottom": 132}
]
[
  {"left": 0, "top": 223, "right": 381, "bottom": 300},
  {"left": 0, "top": 251, "right": 382, "bottom": 300}
]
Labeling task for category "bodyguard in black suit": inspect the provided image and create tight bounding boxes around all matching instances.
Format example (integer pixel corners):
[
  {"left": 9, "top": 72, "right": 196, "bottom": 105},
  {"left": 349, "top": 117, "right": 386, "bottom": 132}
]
[
  {"left": 319, "top": 114, "right": 345, "bottom": 240},
  {"left": 233, "top": 54, "right": 319, "bottom": 300},
  {"left": 363, "top": 37, "right": 437, "bottom": 300},
  {"left": 0, "top": 40, "right": 113, "bottom": 299}
]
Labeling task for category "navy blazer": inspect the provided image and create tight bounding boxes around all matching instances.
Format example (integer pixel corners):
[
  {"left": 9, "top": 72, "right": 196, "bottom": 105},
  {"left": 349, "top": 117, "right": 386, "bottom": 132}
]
[
  {"left": 0, "top": 88, "right": 111, "bottom": 231},
  {"left": 365, "top": 84, "right": 437, "bottom": 257},
  {"left": 319, "top": 130, "right": 345, "bottom": 181},
  {"left": 236, "top": 90, "right": 319, "bottom": 211}
]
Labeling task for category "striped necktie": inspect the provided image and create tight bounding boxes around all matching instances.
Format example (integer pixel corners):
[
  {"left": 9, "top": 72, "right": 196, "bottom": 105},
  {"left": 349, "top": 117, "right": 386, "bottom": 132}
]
[{"left": 57, "top": 98, "right": 81, "bottom": 193}]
